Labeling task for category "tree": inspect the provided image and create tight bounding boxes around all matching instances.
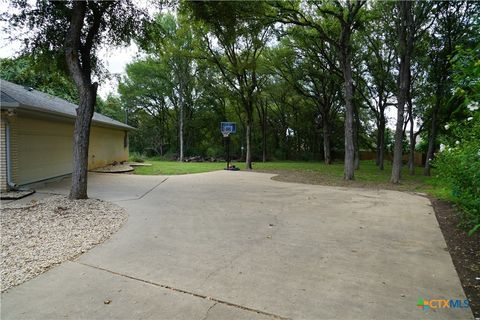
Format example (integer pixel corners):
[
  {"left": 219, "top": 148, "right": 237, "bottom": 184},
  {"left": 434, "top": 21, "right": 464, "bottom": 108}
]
[
  {"left": 272, "top": 0, "right": 366, "bottom": 179},
  {"left": 5, "top": 1, "right": 149, "bottom": 199},
  {"left": 357, "top": 2, "right": 396, "bottom": 170},
  {"left": 96, "top": 94, "right": 125, "bottom": 123},
  {"left": 119, "top": 58, "right": 174, "bottom": 156},
  {"left": 185, "top": 1, "right": 272, "bottom": 169},
  {"left": 422, "top": 1, "right": 476, "bottom": 176},
  {"left": 390, "top": 1, "right": 433, "bottom": 183},
  {"left": 139, "top": 14, "right": 198, "bottom": 162},
  {"left": 266, "top": 31, "right": 341, "bottom": 164},
  {"left": 0, "top": 55, "right": 78, "bottom": 103}
]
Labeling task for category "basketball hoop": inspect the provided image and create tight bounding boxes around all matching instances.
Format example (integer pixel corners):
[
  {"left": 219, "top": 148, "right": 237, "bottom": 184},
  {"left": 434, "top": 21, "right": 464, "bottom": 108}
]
[
  {"left": 220, "top": 122, "right": 237, "bottom": 171},
  {"left": 220, "top": 122, "right": 236, "bottom": 137}
]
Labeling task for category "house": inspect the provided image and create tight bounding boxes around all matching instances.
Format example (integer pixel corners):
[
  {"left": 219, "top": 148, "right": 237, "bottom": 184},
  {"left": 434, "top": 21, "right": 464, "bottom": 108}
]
[{"left": 0, "top": 79, "right": 133, "bottom": 192}]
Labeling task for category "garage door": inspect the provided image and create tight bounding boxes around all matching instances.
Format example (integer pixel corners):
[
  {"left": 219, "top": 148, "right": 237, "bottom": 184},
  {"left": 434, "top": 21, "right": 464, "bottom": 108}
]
[{"left": 17, "top": 116, "right": 74, "bottom": 185}]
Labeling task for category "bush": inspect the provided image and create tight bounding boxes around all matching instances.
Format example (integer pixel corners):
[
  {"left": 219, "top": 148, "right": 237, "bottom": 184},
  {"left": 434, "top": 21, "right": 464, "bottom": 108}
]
[
  {"left": 205, "top": 146, "right": 224, "bottom": 158},
  {"left": 435, "top": 106, "right": 480, "bottom": 235},
  {"left": 129, "top": 152, "right": 145, "bottom": 163},
  {"left": 435, "top": 44, "right": 480, "bottom": 235}
]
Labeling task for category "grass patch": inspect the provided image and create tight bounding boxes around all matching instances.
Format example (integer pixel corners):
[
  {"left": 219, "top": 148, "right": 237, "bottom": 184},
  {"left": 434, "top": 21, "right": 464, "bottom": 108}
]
[
  {"left": 133, "top": 161, "right": 226, "bottom": 175},
  {"left": 133, "top": 159, "right": 449, "bottom": 199}
]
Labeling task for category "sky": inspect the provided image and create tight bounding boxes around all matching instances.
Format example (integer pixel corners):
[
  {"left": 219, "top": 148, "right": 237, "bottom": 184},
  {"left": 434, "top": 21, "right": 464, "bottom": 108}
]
[
  {"left": 0, "top": 0, "right": 158, "bottom": 98},
  {"left": 0, "top": 39, "right": 138, "bottom": 98}
]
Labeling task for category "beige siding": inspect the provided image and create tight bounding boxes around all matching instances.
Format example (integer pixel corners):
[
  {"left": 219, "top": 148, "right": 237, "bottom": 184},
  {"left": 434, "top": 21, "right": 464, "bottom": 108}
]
[
  {"left": 7, "top": 115, "right": 19, "bottom": 186},
  {"left": 16, "top": 116, "right": 73, "bottom": 185},
  {"left": 88, "top": 126, "right": 128, "bottom": 169},
  {"left": 15, "top": 115, "right": 128, "bottom": 186},
  {"left": 0, "top": 115, "right": 7, "bottom": 192}
]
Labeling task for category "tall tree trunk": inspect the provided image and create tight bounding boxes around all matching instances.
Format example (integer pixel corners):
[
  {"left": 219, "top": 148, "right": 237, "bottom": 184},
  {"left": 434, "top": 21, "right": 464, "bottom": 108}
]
[
  {"left": 178, "top": 83, "right": 185, "bottom": 162},
  {"left": 353, "top": 102, "right": 360, "bottom": 170},
  {"left": 407, "top": 99, "right": 415, "bottom": 175},
  {"left": 322, "top": 115, "right": 331, "bottom": 165},
  {"left": 340, "top": 33, "right": 355, "bottom": 180},
  {"left": 391, "top": 1, "right": 412, "bottom": 184},
  {"left": 375, "top": 91, "right": 384, "bottom": 168},
  {"left": 378, "top": 113, "right": 386, "bottom": 170},
  {"left": 262, "top": 108, "right": 267, "bottom": 162},
  {"left": 245, "top": 100, "right": 254, "bottom": 169},
  {"left": 65, "top": 1, "right": 96, "bottom": 199},
  {"left": 424, "top": 100, "right": 439, "bottom": 176},
  {"left": 256, "top": 100, "right": 267, "bottom": 162},
  {"left": 245, "top": 113, "right": 253, "bottom": 169},
  {"left": 375, "top": 119, "right": 381, "bottom": 166},
  {"left": 69, "top": 86, "right": 96, "bottom": 199}
]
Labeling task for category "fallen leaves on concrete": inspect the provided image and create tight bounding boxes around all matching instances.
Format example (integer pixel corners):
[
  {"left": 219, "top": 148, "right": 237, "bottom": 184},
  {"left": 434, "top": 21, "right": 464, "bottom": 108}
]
[{"left": 1, "top": 195, "right": 127, "bottom": 292}]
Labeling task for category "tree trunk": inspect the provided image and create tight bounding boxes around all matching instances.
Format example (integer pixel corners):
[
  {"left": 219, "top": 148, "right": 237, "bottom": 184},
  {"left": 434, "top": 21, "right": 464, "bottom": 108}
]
[
  {"left": 256, "top": 100, "right": 267, "bottom": 162},
  {"left": 391, "top": 104, "right": 406, "bottom": 183},
  {"left": 65, "top": 1, "right": 95, "bottom": 199},
  {"left": 353, "top": 102, "right": 360, "bottom": 170},
  {"left": 340, "top": 46, "right": 355, "bottom": 180},
  {"left": 322, "top": 115, "right": 331, "bottom": 165},
  {"left": 408, "top": 99, "right": 415, "bottom": 175},
  {"left": 178, "top": 83, "right": 185, "bottom": 162},
  {"left": 375, "top": 120, "right": 381, "bottom": 166},
  {"left": 179, "top": 104, "right": 184, "bottom": 161},
  {"left": 424, "top": 101, "right": 439, "bottom": 176},
  {"left": 245, "top": 113, "right": 253, "bottom": 169},
  {"left": 69, "top": 85, "right": 96, "bottom": 199},
  {"left": 391, "top": 1, "right": 412, "bottom": 184},
  {"left": 378, "top": 113, "right": 386, "bottom": 170},
  {"left": 262, "top": 109, "right": 267, "bottom": 162}
]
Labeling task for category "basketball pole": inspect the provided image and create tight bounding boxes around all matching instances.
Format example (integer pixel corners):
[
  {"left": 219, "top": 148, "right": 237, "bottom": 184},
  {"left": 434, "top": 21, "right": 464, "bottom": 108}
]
[{"left": 225, "top": 134, "right": 230, "bottom": 169}]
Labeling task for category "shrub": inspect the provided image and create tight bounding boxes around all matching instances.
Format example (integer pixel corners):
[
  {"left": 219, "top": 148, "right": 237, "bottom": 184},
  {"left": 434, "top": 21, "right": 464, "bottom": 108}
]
[
  {"left": 129, "top": 152, "right": 145, "bottom": 163},
  {"left": 435, "top": 44, "right": 480, "bottom": 235},
  {"left": 435, "top": 110, "right": 480, "bottom": 234}
]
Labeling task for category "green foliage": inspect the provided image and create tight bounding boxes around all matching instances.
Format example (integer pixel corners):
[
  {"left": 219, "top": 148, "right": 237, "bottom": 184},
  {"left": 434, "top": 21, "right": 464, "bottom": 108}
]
[
  {"left": 96, "top": 95, "right": 125, "bottom": 122},
  {"left": 129, "top": 152, "right": 145, "bottom": 163},
  {"left": 0, "top": 55, "right": 78, "bottom": 103},
  {"left": 435, "top": 44, "right": 480, "bottom": 234},
  {"left": 3, "top": 0, "right": 151, "bottom": 80}
]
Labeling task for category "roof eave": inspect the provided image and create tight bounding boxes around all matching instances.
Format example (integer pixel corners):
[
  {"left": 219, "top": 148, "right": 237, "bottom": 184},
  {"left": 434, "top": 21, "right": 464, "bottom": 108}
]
[
  {"left": 5, "top": 104, "right": 135, "bottom": 131},
  {"left": 0, "top": 101, "right": 20, "bottom": 108}
]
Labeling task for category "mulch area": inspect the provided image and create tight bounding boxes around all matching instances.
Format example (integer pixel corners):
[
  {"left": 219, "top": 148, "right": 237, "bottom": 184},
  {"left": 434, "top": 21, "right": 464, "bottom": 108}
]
[{"left": 431, "top": 198, "right": 480, "bottom": 318}]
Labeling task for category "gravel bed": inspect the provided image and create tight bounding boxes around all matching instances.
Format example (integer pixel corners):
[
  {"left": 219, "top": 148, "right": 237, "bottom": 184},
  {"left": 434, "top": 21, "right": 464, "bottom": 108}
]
[{"left": 1, "top": 195, "right": 127, "bottom": 292}]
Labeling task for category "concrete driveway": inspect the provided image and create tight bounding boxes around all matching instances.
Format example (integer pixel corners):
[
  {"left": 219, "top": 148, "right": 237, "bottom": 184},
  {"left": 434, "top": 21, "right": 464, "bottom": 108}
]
[{"left": 1, "top": 171, "right": 473, "bottom": 320}]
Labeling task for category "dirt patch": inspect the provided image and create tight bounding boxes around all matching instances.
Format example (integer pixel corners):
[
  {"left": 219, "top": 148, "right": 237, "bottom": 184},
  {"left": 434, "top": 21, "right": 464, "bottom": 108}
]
[
  {"left": 431, "top": 198, "right": 480, "bottom": 318},
  {"left": 1, "top": 195, "right": 128, "bottom": 292},
  {"left": 263, "top": 169, "right": 430, "bottom": 192}
]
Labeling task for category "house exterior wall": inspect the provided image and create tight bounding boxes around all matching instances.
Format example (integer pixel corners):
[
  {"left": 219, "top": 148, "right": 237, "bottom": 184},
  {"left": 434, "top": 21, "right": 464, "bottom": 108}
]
[
  {"left": 1, "top": 111, "right": 20, "bottom": 191},
  {"left": 88, "top": 126, "right": 128, "bottom": 169},
  {"left": 16, "top": 116, "right": 74, "bottom": 185},
  {"left": 14, "top": 114, "right": 128, "bottom": 186},
  {"left": 0, "top": 115, "right": 7, "bottom": 192}
]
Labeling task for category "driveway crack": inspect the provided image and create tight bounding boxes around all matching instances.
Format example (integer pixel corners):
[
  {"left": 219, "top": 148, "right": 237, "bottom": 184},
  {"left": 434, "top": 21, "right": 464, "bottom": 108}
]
[
  {"left": 200, "top": 302, "right": 217, "bottom": 320},
  {"left": 75, "top": 261, "right": 290, "bottom": 320},
  {"left": 116, "top": 177, "right": 169, "bottom": 201}
]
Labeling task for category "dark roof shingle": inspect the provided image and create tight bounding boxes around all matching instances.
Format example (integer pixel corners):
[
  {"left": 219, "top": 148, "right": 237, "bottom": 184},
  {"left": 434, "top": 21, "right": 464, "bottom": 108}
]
[{"left": 0, "top": 79, "right": 133, "bottom": 130}]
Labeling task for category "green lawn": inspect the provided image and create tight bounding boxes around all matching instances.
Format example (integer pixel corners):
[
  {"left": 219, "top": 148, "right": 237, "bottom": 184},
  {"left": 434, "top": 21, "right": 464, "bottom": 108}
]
[
  {"left": 134, "top": 161, "right": 227, "bottom": 175},
  {"left": 133, "top": 159, "right": 450, "bottom": 199}
]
